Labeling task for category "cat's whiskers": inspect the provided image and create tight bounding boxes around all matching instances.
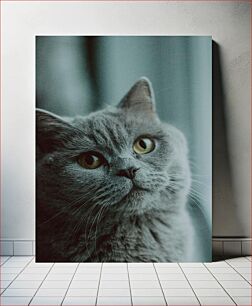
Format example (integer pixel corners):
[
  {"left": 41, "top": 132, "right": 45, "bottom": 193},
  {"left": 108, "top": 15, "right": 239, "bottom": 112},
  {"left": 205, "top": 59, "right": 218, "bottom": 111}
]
[
  {"left": 168, "top": 181, "right": 187, "bottom": 191},
  {"left": 38, "top": 185, "right": 99, "bottom": 227},
  {"left": 189, "top": 188, "right": 209, "bottom": 202},
  {"left": 191, "top": 173, "right": 211, "bottom": 178},
  {"left": 86, "top": 204, "right": 103, "bottom": 243},
  {"left": 84, "top": 197, "right": 112, "bottom": 259},
  {"left": 70, "top": 185, "right": 112, "bottom": 219},
  {"left": 67, "top": 187, "right": 110, "bottom": 240},
  {"left": 71, "top": 203, "right": 99, "bottom": 259},
  {"left": 188, "top": 190, "right": 210, "bottom": 222},
  {"left": 69, "top": 185, "right": 114, "bottom": 258},
  {"left": 69, "top": 200, "right": 97, "bottom": 239},
  {"left": 189, "top": 160, "right": 210, "bottom": 175},
  {"left": 189, "top": 159, "right": 202, "bottom": 172},
  {"left": 191, "top": 179, "right": 210, "bottom": 189},
  {"left": 170, "top": 172, "right": 210, "bottom": 190},
  {"left": 92, "top": 202, "right": 108, "bottom": 256},
  {"left": 46, "top": 194, "right": 98, "bottom": 246},
  {"left": 168, "top": 179, "right": 207, "bottom": 203},
  {"left": 96, "top": 203, "right": 108, "bottom": 236},
  {"left": 188, "top": 194, "right": 207, "bottom": 215},
  {"left": 83, "top": 186, "right": 129, "bottom": 259},
  {"left": 39, "top": 184, "right": 109, "bottom": 250}
]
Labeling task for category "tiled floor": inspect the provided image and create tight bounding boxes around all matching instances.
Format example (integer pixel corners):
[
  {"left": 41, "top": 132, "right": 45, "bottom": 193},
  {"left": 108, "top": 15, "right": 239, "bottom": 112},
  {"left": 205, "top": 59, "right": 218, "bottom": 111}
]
[{"left": 0, "top": 256, "right": 251, "bottom": 305}]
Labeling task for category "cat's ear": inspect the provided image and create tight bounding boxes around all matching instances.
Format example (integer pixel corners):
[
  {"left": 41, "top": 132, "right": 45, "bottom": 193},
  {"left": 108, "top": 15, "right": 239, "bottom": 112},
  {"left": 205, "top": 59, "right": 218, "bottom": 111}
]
[
  {"left": 118, "top": 77, "right": 156, "bottom": 113},
  {"left": 36, "top": 108, "right": 73, "bottom": 152}
]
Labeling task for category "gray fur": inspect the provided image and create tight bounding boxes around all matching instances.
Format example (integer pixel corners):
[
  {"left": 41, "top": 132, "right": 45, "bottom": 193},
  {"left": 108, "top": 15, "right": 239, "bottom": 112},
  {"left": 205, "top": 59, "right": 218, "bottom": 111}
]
[{"left": 36, "top": 77, "right": 193, "bottom": 262}]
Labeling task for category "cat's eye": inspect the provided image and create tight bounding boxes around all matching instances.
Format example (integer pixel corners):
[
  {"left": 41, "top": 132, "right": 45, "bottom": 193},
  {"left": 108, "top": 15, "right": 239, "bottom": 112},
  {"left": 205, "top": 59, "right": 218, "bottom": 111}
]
[
  {"left": 133, "top": 137, "right": 155, "bottom": 154},
  {"left": 78, "top": 152, "right": 103, "bottom": 169}
]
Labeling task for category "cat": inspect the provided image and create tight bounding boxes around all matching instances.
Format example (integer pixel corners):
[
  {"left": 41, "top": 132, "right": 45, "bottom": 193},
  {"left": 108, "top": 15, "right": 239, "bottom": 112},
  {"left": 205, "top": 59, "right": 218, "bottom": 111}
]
[{"left": 36, "top": 77, "right": 194, "bottom": 262}]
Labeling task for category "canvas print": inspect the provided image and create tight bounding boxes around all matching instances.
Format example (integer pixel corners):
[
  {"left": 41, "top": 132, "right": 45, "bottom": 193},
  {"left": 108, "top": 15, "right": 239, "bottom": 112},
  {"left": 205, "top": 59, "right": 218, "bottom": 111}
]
[{"left": 36, "top": 36, "right": 212, "bottom": 262}]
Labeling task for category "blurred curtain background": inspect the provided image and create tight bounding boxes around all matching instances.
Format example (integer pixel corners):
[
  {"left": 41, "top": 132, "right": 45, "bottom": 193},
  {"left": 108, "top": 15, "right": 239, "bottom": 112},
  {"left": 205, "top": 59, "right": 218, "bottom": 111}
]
[{"left": 36, "top": 36, "right": 212, "bottom": 261}]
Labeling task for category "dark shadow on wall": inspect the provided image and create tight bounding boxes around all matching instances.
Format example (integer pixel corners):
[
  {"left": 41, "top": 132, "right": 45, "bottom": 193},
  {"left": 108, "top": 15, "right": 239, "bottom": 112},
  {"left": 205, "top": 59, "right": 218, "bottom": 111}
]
[{"left": 212, "top": 42, "right": 243, "bottom": 241}]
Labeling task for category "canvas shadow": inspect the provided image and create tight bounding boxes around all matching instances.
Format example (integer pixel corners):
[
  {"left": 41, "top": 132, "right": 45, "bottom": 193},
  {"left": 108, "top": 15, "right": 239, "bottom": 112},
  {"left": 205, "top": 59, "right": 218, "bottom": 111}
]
[{"left": 212, "top": 41, "right": 244, "bottom": 260}]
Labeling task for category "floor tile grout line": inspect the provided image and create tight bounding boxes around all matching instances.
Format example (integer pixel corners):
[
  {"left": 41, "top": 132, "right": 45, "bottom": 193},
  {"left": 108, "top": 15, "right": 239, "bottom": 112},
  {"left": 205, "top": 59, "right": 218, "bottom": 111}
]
[
  {"left": 177, "top": 263, "right": 201, "bottom": 306},
  {"left": 1, "top": 257, "right": 251, "bottom": 305},
  {"left": 153, "top": 262, "right": 168, "bottom": 306},
  {"left": 225, "top": 258, "right": 251, "bottom": 264},
  {"left": 225, "top": 260, "right": 252, "bottom": 286},
  {"left": 203, "top": 263, "right": 238, "bottom": 305},
  {"left": 95, "top": 262, "right": 103, "bottom": 306},
  {"left": 28, "top": 261, "right": 55, "bottom": 305},
  {"left": 0, "top": 256, "right": 34, "bottom": 297},
  {"left": 60, "top": 263, "right": 80, "bottom": 305},
  {"left": 244, "top": 257, "right": 251, "bottom": 262},
  {"left": 0, "top": 255, "right": 13, "bottom": 291},
  {"left": 126, "top": 263, "right": 133, "bottom": 306},
  {"left": 0, "top": 255, "right": 12, "bottom": 266}
]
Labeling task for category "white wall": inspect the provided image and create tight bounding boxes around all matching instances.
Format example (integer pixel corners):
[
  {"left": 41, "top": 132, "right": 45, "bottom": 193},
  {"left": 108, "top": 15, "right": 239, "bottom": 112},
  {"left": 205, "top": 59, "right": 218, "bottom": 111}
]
[{"left": 2, "top": 1, "right": 250, "bottom": 240}]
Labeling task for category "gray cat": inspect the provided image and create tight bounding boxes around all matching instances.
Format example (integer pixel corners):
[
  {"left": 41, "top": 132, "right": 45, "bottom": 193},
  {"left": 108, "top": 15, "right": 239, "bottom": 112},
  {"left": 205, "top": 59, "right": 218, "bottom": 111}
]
[{"left": 36, "top": 77, "right": 194, "bottom": 262}]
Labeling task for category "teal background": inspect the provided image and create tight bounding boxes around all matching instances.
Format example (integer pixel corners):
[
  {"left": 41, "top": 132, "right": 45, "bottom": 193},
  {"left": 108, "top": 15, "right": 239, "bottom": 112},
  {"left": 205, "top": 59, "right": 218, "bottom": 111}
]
[{"left": 36, "top": 36, "right": 212, "bottom": 261}]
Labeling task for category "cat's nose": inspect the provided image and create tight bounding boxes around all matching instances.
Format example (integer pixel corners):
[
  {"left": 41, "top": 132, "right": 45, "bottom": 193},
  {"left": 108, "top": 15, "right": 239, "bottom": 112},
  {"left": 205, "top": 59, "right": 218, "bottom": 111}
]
[{"left": 116, "top": 167, "right": 139, "bottom": 180}]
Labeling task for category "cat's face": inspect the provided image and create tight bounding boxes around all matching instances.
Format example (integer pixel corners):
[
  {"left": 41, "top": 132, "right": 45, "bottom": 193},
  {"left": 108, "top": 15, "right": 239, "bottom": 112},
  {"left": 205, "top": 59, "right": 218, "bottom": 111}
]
[{"left": 37, "top": 78, "right": 190, "bottom": 217}]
